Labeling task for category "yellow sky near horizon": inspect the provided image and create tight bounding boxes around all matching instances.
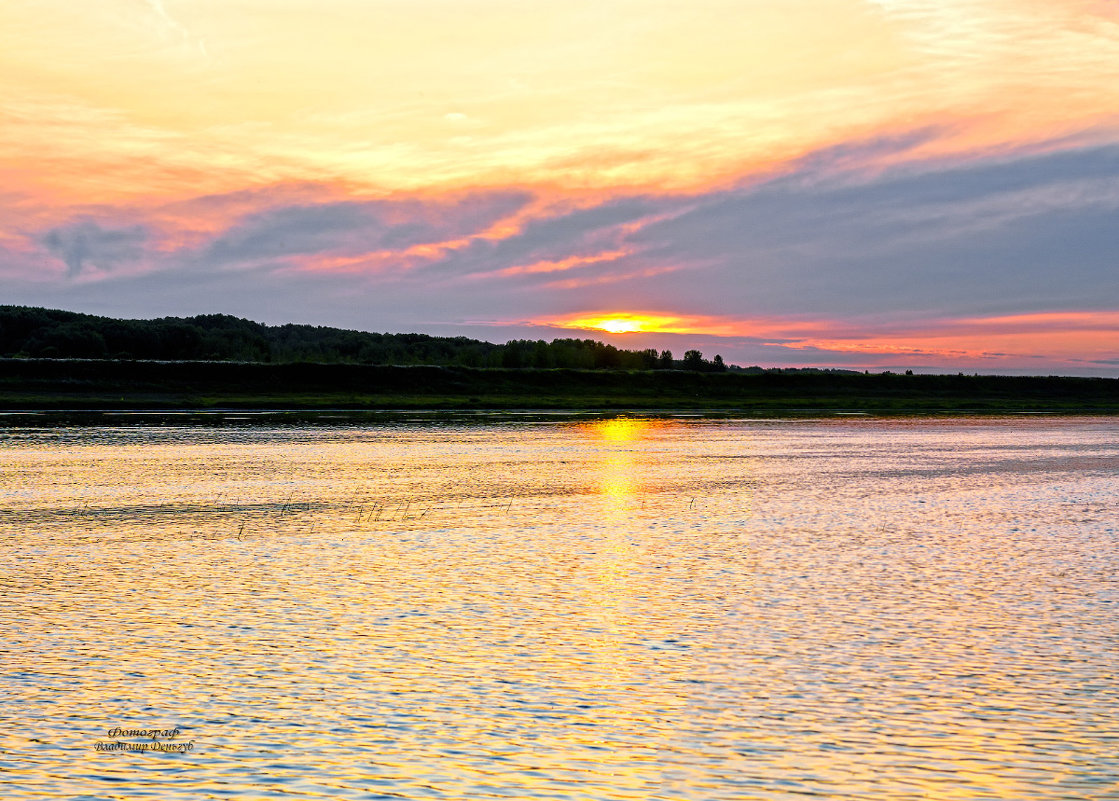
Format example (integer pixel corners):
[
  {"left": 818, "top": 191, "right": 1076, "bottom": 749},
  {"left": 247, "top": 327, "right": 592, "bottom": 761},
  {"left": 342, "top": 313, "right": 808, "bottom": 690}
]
[{"left": 4, "top": 0, "right": 1119, "bottom": 207}]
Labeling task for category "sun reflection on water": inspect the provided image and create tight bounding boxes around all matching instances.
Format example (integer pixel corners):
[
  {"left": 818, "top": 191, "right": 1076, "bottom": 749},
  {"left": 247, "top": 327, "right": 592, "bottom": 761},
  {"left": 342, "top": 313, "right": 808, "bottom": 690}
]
[
  {"left": 587, "top": 418, "right": 653, "bottom": 442},
  {"left": 577, "top": 417, "right": 660, "bottom": 507}
]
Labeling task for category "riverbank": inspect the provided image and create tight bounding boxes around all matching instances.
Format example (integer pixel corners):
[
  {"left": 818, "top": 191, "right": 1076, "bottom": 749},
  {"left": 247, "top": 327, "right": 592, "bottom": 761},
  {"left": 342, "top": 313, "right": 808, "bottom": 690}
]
[{"left": 3, "top": 359, "right": 1118, "bottom": 416}]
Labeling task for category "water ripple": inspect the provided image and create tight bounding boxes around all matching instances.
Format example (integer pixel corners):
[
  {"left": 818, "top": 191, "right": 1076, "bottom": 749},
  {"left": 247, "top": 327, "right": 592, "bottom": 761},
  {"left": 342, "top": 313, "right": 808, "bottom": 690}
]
[{"left": 1, "top": 416, "right": 1117, "bottom": 799}]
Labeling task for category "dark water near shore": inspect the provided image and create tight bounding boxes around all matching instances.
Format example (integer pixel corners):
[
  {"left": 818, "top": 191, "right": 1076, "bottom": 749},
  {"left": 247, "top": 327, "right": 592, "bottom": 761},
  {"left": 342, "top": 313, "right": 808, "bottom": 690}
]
[{"left": 2, "top": 416, "right": 1117, "bottom": 799}]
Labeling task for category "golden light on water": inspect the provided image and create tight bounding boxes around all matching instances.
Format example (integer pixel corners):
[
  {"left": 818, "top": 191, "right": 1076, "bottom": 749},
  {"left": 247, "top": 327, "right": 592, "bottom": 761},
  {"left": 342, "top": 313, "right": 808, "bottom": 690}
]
[
  {"left": 591, "top": 418, "right": 650, "bottom": 442},
  {"left": 599, "top": 456, "right": 636, "bottom": 507},
  {"left": 577, "top": 418, "right": 649, "bottom": 505},
  {"left": 577, "top": 419, "right": 647, "bottom": 674},
  {"left": 3, "top": 417, "right": 1117, "bottom": 799},
  {"left": 576, "top": 418, "right": 678, "bottom": 504}
]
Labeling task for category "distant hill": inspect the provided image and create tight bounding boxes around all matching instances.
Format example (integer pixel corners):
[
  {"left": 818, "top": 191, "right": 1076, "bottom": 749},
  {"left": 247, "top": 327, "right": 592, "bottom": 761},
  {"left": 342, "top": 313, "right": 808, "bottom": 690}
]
[{"left": 0, "top": 305, "right": 733, "bottom": 370}]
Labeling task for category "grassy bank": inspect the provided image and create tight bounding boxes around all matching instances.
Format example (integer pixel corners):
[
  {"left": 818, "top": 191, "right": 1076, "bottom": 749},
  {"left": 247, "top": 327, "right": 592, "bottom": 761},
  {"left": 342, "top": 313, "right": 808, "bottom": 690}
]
[{"left": 2, "top": 359, "right": 1118, "bottom": 416}]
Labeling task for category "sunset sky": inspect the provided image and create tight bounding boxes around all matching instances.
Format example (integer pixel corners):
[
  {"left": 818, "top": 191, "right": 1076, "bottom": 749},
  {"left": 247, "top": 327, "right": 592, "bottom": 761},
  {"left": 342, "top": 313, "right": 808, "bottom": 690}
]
[{"left": 2, "top": 0, "right": 1117, "bottom": 373}]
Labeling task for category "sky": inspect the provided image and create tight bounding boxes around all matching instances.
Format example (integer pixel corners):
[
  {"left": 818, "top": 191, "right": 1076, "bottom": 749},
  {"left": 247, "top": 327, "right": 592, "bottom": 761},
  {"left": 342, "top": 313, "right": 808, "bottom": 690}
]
[{"left": 2, "top": 0, "right": 1117, "bottom": 374}]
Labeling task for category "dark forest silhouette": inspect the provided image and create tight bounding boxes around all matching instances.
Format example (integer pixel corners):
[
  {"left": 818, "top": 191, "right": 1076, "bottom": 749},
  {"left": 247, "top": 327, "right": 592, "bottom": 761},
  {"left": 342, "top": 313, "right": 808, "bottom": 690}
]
[{"left": 0, "top": 306, "right": 740, "bottom": 371}]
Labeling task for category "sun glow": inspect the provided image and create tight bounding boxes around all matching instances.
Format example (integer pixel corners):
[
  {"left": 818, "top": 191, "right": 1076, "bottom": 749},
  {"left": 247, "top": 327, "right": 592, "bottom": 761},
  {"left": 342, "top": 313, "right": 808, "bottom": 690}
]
[
  {"left": 597, "top": 318, "right": 645, "bottom": 334},
  {"left": 562, "top": 313, "right": 685, "bottom": 335}
]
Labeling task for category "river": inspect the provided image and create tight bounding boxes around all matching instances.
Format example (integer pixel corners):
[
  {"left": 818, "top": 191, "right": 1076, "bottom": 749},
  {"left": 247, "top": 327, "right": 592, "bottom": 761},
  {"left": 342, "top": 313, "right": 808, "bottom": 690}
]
[{"left": 1, "top": 415, "right": 1116, "bottom": 799}]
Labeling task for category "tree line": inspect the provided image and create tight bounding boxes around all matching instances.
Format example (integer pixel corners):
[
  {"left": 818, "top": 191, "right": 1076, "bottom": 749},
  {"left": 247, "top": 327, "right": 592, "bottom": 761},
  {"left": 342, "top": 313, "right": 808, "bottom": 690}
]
[{"left": 0, "top": 306, "right": 730, "bottom": 371}]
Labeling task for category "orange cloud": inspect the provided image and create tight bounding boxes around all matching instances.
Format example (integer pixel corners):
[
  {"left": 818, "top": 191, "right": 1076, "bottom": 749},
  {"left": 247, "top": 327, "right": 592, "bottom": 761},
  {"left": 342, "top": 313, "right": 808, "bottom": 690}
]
[
  {"left": 541, "top": 265, "right": 682, "bottom": 290},
  {"left": 538, "top": 309, "right": 1119, "bottom": 367},
  {"left": 466, "top": 249, "right": 632, "bottom": 281},
  {"left": 787, "top": 311, "right": 1119, "bottom": 361}
]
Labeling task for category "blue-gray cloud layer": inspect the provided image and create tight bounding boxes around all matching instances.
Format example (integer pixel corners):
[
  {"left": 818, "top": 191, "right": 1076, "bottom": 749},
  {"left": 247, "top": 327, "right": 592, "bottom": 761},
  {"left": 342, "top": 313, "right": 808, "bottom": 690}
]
[
  {"left": 630, "top": 144, "right": 1119, "bottom": 318},
  {"left": 9, "top": 138, "right": 1119, "bottom": 373},
  {"left": 39, "top": 219, "right": 149, "bottom": 277}
]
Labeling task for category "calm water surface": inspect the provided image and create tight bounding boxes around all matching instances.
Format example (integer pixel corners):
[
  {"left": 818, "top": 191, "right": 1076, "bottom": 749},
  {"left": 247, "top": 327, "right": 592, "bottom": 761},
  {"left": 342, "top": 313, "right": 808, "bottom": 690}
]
[{"left": 1, "top": 416, "right": 1117, "bottom": 800}]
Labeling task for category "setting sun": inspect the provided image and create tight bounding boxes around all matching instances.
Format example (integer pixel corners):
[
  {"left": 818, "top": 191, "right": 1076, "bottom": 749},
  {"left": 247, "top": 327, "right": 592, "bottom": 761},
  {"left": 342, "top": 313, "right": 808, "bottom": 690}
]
[
  {"left": 560, "top": 313, "right": 687, "bottom": 335},
  {"left": 597, "top": 318, "right": 645, "bottom": 334}
]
